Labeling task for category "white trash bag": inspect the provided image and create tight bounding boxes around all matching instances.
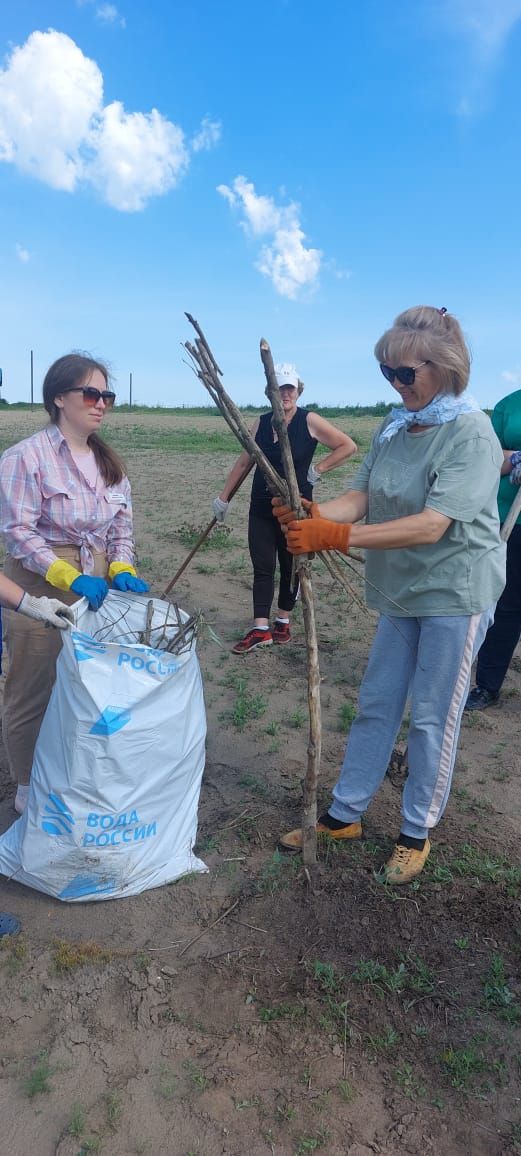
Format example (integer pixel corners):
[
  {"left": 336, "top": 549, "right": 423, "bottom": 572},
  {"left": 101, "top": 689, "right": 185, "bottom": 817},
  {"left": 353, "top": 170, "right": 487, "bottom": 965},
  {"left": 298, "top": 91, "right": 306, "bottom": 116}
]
[{"left": 0, "top": 592, "right": 208, "bottom": 901}]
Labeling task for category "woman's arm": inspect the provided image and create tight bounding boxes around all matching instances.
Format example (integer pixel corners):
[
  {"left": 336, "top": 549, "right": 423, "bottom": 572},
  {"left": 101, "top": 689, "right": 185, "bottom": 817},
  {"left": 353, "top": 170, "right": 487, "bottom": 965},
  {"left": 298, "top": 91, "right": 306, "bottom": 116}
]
[
  {"left": 306, "top": 412, "right": 357, "bottom": 474},
  {"left": 105, "top": 477, "right": 135, "bottom": 565},
  {"left": 0, "top": 572, "right": 32, "bottom": 610},
  {"left": 350, "top": 508, "right": 453, "bottom": 549},
  {"left": 281, "top": 497, "right": 452, "bottom": 556},
  {"left": 0, "top": 448, "right": 60, "bottom": 576},
  {"left": 501, "top": 450, "right": 517, "bottom": 476},
  {"left": 316, "top": 490, "right": 369, "bottom": 524},
  {"left": 315, "top": 491, "right": 451, "bottom": 544}
]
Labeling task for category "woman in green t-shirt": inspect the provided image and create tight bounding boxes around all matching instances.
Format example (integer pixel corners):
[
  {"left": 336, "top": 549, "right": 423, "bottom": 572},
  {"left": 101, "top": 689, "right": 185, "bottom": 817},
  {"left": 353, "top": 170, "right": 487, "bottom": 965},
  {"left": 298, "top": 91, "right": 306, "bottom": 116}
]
[
  {"left": 466, "top": 388, "right": 521, "bottom": 709},
  {"left": 272, "top": 305, "right": 506, "bottom": 884}
]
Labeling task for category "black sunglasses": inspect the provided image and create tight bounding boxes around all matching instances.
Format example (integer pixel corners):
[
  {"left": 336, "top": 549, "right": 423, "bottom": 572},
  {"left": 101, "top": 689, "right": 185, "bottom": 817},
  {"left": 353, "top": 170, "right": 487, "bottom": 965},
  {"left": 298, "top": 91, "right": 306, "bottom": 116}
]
[
  {"left": 62, "top": 386, "right": 116, "bottom": 408},
  {"left": 380, "top": 361, "right": 429, "bottom": 387}
]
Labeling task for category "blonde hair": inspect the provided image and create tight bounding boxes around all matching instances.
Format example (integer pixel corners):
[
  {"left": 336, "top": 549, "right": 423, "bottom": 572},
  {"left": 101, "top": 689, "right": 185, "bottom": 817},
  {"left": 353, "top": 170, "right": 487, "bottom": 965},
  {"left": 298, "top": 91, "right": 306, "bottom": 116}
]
[{"left": 374, "top": 306, "right": 471, "bottom": 396}]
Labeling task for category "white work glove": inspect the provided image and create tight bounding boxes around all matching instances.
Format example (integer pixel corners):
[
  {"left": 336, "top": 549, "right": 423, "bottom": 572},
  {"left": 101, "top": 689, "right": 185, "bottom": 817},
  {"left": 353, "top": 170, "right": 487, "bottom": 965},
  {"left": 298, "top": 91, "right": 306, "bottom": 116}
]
[
  {"left": 307, "top": 464, "right": 322, "bottom": 486},
  {"left": 510, "top": 451, "right": 521, "bottom": 485},
  {"left": 17, "top": 593, "right": 75, "bottom": 630},
  {"left": 213, "top": 496, "right": 229, "bottom": 522}
]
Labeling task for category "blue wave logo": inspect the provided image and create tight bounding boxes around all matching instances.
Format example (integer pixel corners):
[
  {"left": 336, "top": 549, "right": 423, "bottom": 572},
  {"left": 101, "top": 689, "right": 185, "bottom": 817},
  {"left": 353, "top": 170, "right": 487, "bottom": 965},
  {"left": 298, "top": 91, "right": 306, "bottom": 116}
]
[
  {"left": 41, "top": 792, "right": 75, "bottom": 837},
  {"left": 72, "top": 631, "right": 107, "bottom": 663},
  {"left": 90, "top": 707, "right": 132, "bottom": 736},
  {"left": 58, "top": 873, "right": 117, "bottom": 899}
]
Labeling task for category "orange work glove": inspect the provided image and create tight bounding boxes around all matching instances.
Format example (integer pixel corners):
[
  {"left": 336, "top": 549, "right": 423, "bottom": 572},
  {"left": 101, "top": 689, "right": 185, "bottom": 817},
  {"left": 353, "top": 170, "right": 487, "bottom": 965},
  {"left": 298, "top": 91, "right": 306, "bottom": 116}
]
[
  {"left": 271, "top": 496, "right": 321, "bottom": 526},
  {"left": 286, "top": 517, "right": 352, "bottom": 555}
]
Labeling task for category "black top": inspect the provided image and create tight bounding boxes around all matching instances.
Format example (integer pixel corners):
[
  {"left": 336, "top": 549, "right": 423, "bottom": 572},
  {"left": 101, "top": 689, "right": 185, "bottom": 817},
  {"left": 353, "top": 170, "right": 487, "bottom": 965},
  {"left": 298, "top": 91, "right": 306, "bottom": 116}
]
[{"left": 250, "top": 408, "right": 318, "bottom": 518}]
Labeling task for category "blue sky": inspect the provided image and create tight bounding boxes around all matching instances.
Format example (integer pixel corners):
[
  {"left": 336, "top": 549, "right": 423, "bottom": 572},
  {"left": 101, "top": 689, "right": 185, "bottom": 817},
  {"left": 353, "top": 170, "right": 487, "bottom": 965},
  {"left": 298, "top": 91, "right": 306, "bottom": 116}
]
[{"left": 1, "top": 1, "right": 521, "bottom": 408}]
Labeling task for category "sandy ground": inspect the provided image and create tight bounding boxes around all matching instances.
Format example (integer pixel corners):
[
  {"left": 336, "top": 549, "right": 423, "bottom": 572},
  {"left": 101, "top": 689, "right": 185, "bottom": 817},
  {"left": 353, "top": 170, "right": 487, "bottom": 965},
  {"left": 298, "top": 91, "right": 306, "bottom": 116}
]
[{"left": 0, "top": 410, "right": 520, "bottom": 1156}]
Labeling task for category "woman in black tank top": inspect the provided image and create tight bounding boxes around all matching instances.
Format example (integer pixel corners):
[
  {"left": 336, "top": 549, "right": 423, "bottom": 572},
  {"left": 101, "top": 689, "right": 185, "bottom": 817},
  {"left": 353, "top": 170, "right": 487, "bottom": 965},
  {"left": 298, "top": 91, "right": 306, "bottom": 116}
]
[{"left": 213, "top": 363, "right": 357, "bottom": 653}]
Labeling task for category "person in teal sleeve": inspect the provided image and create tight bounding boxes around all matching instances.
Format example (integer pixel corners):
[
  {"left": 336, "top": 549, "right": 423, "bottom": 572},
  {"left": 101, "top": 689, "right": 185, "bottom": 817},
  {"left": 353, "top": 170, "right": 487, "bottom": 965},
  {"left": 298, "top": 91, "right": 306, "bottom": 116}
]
[{"left": 465, "top": 389, "right": 521, "bottom": 710}]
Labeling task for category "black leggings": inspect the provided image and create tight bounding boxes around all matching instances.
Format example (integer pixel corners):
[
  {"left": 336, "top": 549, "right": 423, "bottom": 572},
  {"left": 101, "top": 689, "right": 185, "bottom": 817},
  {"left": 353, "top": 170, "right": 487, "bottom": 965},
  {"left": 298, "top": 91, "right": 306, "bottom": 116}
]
[
  {"left": 248, "top": 512, "right": 299, "bottom": 619},
  {"left": 476, "top": 522, "right": 521, "bottom": 693}
]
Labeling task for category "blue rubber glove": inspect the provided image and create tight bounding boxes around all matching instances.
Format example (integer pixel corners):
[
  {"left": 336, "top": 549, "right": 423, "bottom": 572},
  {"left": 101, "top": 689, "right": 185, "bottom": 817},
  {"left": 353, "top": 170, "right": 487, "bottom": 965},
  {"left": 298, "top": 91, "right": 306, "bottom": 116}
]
[
  {"left": 111, "top": 571, "right": 150, "bottom": 593},
  {"left": 70, "top": 575, "right": 109, "bottom": 609},
  {"left": 509, "top": 450, "right": 521, "bottom": 485}
]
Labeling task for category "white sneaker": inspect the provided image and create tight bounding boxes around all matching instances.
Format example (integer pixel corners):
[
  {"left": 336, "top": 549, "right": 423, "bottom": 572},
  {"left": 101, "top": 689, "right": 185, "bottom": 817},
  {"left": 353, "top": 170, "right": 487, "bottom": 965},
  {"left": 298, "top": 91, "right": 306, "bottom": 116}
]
[{"left": 14, "top": 785, "right": 29, "bottom": 815}]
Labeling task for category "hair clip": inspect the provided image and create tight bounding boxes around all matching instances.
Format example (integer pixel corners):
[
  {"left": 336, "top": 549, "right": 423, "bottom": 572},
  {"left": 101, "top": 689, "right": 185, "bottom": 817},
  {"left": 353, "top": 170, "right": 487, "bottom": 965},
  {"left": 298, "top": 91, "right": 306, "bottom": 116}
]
[{"left": 438, "top": 306, "right": 447, "bottom": 316}]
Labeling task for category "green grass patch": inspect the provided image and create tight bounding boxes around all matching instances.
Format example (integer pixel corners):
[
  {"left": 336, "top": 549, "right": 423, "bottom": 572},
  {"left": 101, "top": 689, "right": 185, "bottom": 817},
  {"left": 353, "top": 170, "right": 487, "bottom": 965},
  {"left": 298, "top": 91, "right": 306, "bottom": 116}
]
[
  {"left": 177, "top": 522, "right": 234, "bottom": 549},
  {"left": 24, "top": 1051, "right": 52, "bottom": 1098}
]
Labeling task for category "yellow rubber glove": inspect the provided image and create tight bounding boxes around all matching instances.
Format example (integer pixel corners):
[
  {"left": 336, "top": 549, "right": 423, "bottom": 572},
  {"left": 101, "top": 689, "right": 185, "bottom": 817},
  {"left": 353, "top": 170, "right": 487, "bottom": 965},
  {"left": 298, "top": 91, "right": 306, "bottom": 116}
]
[
  {"left": 45, "top": 559, "right": 82, "bottom": 591},
  {"left": 286, "top": 517, "right": 352, "bottom": 555},
  {"left": 108, "top": 561, "right": 137, "bottom": 580}
]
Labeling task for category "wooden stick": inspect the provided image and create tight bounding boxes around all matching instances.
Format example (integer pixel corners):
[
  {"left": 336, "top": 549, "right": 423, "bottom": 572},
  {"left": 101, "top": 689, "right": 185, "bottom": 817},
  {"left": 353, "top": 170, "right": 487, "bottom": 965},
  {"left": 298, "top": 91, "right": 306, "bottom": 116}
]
[
  {"left": 260, "top": 338, "right": 321, "bottom": 867},
  {"left": 500, "top": 484, "right": 521, "bottom": 542},
  {"left": 143, "top": 599, "right": 154, "bottom": 645},
  {"left": 318, "top": 550, "right": 366, "bottom": 612},
  {"left": 178, "top": 898, "right": 239, "bottom": 957},
  {"left": 161, "top": 463, "right": 253, "bottom": 598}
]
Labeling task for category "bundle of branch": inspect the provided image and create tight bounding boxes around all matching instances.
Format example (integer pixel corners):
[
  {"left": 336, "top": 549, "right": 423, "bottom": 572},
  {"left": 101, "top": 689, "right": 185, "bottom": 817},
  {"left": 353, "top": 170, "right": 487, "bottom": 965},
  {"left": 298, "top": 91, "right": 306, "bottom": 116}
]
[
  {"left": 183, "top": 316, "right": 364, "bottom": 612},
  {"left": 184, "top": 314, "right": 287, "bottom": 502}
]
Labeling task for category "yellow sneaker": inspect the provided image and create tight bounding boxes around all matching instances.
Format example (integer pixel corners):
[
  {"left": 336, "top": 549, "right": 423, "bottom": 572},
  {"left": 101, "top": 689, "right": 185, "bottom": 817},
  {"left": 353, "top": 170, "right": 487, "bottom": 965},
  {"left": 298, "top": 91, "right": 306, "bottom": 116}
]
[
  {"left": 380, "top": 840, "right": 431, "bottom": 885},
  {"left": 279, "top": 818, "right": 362, "bottom": 851}
]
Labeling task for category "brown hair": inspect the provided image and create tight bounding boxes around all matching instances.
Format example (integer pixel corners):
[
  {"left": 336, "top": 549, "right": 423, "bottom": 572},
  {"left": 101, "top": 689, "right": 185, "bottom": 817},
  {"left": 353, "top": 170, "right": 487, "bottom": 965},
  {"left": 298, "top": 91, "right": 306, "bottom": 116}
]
[
  {"left": 42, "top": 353, "right": 126, "bottom": 485},
  {"left": 374, "top": 306, "right": 471, "bottom": 396}
]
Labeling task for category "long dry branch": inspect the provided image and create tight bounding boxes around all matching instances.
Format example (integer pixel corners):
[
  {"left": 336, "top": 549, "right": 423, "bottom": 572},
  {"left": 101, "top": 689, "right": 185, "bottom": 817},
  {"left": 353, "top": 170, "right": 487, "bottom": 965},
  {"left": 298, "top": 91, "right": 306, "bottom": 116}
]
[{"left": 260, "top": 339, "right": 322, "bottom": 865}]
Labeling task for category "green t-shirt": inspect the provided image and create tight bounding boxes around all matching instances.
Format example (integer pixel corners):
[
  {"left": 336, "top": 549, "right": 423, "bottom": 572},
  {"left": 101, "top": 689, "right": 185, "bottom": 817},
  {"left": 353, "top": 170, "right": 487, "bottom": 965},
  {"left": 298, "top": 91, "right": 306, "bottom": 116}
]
[
  {"left": 490, "top": 389, "right": 521, "bottom": 525},
  {"left": 350, "top": 411, "right": 506, "bottom": 616}
]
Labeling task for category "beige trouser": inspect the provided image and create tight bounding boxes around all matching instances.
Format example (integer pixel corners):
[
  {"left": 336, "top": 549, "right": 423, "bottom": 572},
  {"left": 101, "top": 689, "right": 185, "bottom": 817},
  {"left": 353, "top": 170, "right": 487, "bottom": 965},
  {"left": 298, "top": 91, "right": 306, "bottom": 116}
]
[{"left": 2, "top": 547, "right": 108, "bottom": 785}]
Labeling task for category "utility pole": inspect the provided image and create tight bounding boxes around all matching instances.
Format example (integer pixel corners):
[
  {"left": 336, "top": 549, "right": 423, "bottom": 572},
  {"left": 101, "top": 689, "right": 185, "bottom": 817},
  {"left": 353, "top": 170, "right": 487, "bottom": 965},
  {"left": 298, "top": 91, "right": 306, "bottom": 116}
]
[
  {"left": 30, "top": 350, "right": 34, "bottom": 410},
  {"left": 129, "top": 372, "right": 133, "bottom": 408}
]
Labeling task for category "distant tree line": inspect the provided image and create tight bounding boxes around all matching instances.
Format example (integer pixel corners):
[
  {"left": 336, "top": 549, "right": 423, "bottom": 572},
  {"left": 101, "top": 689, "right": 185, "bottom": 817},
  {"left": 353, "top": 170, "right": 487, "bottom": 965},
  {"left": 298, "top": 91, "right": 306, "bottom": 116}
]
[{"left": 1, "top": 400, "right": 493, "bottom": 418}]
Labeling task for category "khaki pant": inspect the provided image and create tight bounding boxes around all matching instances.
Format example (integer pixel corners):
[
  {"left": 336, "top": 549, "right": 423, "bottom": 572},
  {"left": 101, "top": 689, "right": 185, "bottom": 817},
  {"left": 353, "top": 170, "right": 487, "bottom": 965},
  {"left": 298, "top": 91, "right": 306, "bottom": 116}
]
[{"left": 2, "top": 547, "right": 108, "bottom": 785}]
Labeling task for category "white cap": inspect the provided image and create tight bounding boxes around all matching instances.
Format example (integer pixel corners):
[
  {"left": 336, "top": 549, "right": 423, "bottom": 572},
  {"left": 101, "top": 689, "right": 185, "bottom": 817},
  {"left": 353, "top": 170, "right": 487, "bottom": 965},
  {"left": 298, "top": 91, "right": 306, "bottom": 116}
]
[{"left": 274, "top": 362, "right": 299, "bottom": 388}]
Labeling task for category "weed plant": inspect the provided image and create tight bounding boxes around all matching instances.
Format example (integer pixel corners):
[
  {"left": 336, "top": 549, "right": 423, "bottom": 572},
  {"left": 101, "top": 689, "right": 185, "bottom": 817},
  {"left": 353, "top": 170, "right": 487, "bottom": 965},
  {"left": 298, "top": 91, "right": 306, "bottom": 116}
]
[
  {"left": 52, "top": 939, "right": 113, "bottom": 973},
  {"left": 24, "top": 1051, "right": 52, "bottom": 1097}
]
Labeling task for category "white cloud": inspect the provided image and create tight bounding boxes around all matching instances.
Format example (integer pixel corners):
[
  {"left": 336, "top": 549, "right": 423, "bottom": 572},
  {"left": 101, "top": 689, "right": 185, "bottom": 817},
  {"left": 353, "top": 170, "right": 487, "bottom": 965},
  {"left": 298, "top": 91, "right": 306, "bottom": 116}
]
[
  {"left": 89, "top": 102, "right": 188, "bottom": 211},
  {"left": 192, "top": 116, "right": 221, "bottom": 153},
  {"left": 0, "top": 29, "right": 216, "bottom": 211},
  {"left": 0, "top": 30, "right": 102, "bottom": 191},
  {"left": 96, "top": 4, "right": 126, "bottom": 28},
  {"left": 441, "top": 1, "right": 521, "bottom": 114},
  {"left": 217, "top": 175, "right": 322, "bottom": 300},
  {"left": 450, "top": 0, "right": 521, "bottom": 58},
  {"left": 502, "top": 369, "right": 521, "bottom": 385},
  {"left": 15, "top": 243, "right": 30, "bottom": 262},
  {"left": 76, "top": 0, "right": 126, "bottom": 25}
]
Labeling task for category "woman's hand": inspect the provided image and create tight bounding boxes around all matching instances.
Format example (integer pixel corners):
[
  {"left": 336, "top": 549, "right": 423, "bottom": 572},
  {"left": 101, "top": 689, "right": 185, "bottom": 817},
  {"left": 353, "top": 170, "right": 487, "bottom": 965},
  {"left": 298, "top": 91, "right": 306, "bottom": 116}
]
[
  {"left": 70, "top": 575, "right": 109, "bottom": 609},
  {"left": 111, "top": 572, "right": 150, "bottom": 593},
  {"left": 16, "top": 594, "right": 75, "bottom": 630},
  {"left": 510, "top": 450, "right": 521, "bottom": 485},
  {"left": 213, "top": 496, "right": 229, "bottom": 522},
  {"left": 286, "top": 517, "right": 352, "bottom": 555},
  {"left": 271, "top": 496, "right": 321, "bottom": 526}
]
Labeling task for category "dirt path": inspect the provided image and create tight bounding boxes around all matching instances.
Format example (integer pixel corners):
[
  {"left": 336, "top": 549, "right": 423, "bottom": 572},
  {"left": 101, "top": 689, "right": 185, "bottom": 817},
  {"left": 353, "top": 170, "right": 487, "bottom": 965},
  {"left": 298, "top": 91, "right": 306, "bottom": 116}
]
[{"left": 0, "top": 411, "right": 520, "bottom": 1155}]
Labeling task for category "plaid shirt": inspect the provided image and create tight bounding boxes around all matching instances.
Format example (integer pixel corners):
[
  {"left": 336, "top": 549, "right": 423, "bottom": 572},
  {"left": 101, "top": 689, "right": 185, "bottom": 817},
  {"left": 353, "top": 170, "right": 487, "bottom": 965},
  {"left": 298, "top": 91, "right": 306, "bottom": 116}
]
[{"left": 0, "top": 424, "right": 135, "bottom": 577}]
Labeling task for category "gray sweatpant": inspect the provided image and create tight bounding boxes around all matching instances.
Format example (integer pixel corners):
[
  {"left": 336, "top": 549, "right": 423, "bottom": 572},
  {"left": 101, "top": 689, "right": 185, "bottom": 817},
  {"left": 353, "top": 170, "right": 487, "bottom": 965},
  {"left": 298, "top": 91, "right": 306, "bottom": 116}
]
[{"left": 329, "top": 609, "right": 494, "bottom": 840}]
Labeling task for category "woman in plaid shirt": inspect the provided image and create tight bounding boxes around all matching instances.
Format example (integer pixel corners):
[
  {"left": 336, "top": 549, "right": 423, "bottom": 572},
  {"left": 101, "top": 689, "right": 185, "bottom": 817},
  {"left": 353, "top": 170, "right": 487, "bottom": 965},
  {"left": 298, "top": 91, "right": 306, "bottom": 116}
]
[{"left": 0, "top": 353, "right": 148, "bottom": 815}]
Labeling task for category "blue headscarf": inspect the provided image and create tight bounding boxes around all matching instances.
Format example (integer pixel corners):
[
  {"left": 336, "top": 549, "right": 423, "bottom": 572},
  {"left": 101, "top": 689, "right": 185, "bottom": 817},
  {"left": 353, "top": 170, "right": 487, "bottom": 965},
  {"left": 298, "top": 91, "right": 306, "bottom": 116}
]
[{"left": 378, "top": 392, "right": 481, "bottom": 445}]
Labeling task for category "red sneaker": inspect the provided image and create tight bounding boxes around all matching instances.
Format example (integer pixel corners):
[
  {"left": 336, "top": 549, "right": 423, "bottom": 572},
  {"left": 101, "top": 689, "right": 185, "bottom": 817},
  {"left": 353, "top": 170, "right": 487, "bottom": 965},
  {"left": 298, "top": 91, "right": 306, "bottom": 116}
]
[
  {"left": 272, "top": 621, "right": 291, "bottom": 645},
  {"left": 232, "top": 628, "right": 273, "bottom": 654}
]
